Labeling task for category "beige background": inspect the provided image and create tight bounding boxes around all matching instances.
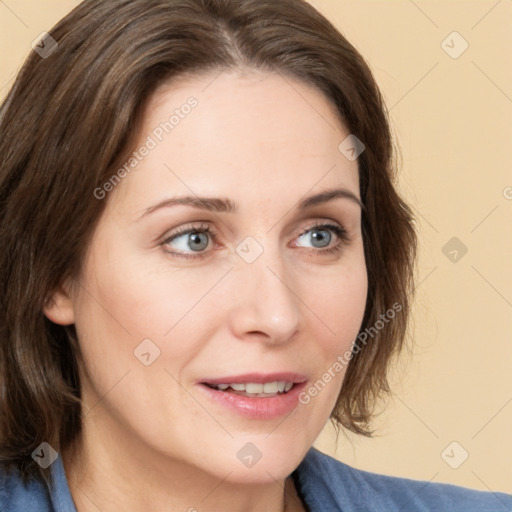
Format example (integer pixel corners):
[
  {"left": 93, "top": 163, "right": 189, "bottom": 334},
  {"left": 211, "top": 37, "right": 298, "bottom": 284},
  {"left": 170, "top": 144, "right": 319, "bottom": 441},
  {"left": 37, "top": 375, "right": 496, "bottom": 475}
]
[{"left": 1, "top": 0, "right": 511, "bottom": 494}]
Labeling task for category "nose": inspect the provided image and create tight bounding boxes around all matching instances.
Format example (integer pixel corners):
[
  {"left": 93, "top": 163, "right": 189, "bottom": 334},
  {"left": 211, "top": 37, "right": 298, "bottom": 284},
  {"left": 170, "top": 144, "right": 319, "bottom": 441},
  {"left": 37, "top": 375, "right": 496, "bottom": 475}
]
[{"left": 226, "top": 249, "right": 302, "bottom": 346}]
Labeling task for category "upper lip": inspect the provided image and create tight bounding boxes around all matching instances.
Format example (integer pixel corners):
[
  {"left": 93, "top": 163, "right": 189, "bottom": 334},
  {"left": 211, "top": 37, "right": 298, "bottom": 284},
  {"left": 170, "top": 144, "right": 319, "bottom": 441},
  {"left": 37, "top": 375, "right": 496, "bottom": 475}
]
[{"left": 200, "top": 372, "right": 307, "bottom": 385}]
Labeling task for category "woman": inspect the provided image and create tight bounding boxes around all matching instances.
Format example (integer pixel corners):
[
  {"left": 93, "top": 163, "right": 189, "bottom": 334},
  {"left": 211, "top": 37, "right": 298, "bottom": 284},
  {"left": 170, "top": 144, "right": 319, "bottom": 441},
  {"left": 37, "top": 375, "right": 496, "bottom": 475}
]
[{"left": 0, "top": 0, "right": 510, "bottom": 510}]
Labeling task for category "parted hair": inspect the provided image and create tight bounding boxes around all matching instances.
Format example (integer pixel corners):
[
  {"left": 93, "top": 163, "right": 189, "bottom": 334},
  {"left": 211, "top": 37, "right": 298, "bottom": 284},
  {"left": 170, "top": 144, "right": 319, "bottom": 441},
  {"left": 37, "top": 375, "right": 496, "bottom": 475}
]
[{"left": 0, "top": 0, "right": 416, "bottom": 482}]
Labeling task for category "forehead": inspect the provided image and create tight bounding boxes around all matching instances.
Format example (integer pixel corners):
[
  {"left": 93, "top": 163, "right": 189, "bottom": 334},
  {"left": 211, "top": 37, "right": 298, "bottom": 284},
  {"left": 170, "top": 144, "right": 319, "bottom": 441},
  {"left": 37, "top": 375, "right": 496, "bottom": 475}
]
[{"left": 113, "top": 69, "right": 360, "bottom": 215}]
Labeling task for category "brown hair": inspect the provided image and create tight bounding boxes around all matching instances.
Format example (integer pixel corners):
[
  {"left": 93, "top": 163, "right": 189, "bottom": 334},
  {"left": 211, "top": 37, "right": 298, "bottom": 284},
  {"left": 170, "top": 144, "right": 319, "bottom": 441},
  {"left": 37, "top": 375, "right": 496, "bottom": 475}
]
[{"left": 0, "top": 0, "right": 416, "bottom": 482}]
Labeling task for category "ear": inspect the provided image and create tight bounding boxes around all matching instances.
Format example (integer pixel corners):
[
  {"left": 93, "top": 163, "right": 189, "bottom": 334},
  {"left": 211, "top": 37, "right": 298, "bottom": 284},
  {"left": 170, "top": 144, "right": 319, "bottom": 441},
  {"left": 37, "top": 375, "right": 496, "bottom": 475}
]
[{"left": 43, "top": 280, "right": 75, "bottom": 325}]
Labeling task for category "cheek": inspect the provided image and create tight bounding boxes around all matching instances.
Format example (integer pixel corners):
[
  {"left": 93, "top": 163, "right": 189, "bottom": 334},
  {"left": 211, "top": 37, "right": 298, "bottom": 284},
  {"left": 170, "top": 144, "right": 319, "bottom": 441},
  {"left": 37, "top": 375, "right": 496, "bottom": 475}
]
[
  {"left": 297, "top": 269, "right": 367, "bottom": 422},
  {"left": 78, "top": 243, "right": 213, "bottom": 330},
  {"left": 301, "top": 250, "right": 367, "bottom": 399},
  {"left": 72, "top": 245, "right": 231, "bottom": 377},
  {"left": 308, "top": 251, "right": 368, "bottom": 345}
]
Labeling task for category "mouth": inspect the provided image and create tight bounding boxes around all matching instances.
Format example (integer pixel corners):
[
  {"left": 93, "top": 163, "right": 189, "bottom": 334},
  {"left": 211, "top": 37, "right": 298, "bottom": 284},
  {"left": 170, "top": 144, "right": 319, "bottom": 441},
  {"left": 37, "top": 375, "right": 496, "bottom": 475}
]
[
  {"left": 197, "top": 372, "right": 308, "bottom": 418},
  {"left": 202, "top": 380, "right": 296, "bottom": 397}
]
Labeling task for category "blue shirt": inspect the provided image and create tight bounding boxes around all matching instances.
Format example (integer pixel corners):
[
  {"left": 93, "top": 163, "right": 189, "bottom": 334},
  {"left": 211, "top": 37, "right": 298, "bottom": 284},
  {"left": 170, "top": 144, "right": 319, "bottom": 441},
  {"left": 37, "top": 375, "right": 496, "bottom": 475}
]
[{"left": 1, "top": 447, "right": 511, "bottom": 511}]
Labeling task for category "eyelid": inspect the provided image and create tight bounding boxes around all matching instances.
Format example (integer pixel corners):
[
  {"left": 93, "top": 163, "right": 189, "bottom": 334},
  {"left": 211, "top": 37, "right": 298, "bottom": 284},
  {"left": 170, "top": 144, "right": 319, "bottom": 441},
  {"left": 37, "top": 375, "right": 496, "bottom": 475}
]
[
  {"left": 295, "top": 220, "right": 350, "bottom": 241},
  {"left": 160, "top": 222, "right": 216, "bottom": 251}
]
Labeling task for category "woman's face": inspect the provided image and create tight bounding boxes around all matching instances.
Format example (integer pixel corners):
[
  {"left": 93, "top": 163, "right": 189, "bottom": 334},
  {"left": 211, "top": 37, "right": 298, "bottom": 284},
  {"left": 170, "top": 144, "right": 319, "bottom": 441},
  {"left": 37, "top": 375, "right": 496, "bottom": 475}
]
[{"left": 57, "top": 70, "right": 367, "bottom": 482}]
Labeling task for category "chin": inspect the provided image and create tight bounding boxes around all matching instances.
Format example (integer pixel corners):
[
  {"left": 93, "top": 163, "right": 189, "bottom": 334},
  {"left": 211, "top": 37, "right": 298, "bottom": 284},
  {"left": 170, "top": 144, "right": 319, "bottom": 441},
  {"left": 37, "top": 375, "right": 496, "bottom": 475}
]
[{"left": 198, "top": 437, "right": 309, "bottom": 484}]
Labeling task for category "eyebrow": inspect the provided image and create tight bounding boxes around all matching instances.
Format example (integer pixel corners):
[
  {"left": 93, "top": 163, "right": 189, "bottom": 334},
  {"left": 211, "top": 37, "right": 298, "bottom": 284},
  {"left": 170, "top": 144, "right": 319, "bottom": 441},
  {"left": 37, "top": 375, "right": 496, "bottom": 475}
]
[{"left": 139, "top": 187, "right": 364, "bottom": 219}]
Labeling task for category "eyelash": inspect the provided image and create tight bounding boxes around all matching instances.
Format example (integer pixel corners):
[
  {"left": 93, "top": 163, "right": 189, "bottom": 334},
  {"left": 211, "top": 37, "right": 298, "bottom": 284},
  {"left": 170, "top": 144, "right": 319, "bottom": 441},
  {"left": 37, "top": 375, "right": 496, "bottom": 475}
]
[{"left": 161, "top": 222, "right": 350, "bottom": 260}]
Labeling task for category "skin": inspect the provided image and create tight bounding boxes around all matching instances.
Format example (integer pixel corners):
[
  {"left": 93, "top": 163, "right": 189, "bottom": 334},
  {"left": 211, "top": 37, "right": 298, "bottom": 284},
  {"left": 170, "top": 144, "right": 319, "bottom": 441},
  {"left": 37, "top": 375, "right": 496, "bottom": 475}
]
[{"left": 45, "top": 69, "right": 368, "bottom": 512}]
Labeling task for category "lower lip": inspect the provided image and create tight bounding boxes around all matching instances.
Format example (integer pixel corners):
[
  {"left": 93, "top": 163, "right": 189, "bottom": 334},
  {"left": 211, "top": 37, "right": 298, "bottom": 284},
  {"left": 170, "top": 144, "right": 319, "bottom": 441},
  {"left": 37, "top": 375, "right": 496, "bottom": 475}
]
[{"left": 197, "top": 382, "right": 307, "bottom": 420}]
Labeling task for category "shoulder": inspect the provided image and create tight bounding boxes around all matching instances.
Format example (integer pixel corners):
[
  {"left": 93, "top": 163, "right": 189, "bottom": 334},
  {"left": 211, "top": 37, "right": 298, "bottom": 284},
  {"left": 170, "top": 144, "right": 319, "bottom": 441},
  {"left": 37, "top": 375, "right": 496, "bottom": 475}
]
[
  {"left": 0, "top": 464, "right": 53, "bottom": 512},
  {"left": 295, "top": 448, "right": 512, "bottom": 512}
]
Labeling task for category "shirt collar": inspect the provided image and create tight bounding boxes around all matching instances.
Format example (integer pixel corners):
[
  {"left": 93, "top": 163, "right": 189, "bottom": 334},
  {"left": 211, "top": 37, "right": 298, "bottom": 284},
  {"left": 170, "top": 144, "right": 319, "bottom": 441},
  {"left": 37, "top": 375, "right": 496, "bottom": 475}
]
[{"left": 49, "top": 455, "right": 77, "bottom": 512}]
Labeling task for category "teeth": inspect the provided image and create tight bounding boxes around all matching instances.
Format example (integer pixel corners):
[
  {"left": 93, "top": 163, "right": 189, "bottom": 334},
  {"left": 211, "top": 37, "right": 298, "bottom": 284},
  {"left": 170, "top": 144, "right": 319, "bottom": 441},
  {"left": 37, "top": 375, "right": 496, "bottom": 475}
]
[
  {"left": 246, "top": 383, "right": 264, "bottom": 393},
  {"left": 211, "top": 381, "right": 295, "bottom": 394},
  {"left": 263, "top": 382, "right": 279, "bottom": 393}
]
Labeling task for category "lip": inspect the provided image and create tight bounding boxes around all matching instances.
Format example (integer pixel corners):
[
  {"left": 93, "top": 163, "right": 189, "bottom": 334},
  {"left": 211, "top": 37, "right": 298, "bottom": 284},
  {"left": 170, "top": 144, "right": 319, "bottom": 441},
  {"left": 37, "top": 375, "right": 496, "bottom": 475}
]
[{"left": 196, "top": 373, "right": 308, "bottom": 420}]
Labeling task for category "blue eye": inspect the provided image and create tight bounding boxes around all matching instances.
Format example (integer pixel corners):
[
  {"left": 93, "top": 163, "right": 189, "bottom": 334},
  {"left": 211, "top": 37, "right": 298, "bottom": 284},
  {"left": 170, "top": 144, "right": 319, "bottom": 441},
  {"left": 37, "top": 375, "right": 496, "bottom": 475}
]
[
  {"left": 297, "top": 227, "right": 332, "bottom": 248},
  {"left": 163, "top": 224, "right": 212, "bottom": 255},
  {"left": 295, "top": 223, "right": 349, "bottom": 254}
]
